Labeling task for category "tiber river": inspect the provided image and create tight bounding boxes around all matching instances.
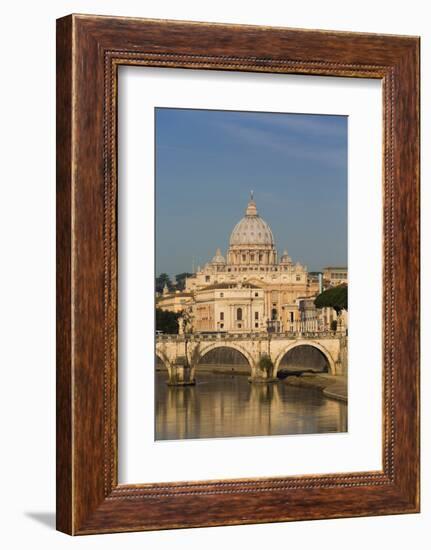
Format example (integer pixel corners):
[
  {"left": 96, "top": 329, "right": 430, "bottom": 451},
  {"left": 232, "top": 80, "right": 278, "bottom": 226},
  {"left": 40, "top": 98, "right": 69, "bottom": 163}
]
[{"left": 155, "top": 347, "right": 347, "bottom": 441}]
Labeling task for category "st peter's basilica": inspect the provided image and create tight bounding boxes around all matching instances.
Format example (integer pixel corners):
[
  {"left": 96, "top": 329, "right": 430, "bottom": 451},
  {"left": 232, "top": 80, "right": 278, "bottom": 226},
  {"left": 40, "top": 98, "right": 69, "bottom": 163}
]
[{"left": 156, "top": 193, "right": 344, "bottom": 334}]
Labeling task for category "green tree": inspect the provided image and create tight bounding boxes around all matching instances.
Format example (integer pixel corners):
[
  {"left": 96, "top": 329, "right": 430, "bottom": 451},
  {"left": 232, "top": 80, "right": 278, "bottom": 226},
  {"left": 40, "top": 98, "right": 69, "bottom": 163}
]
[
  {"left": 155, "top": 308, "right": 180, "bottom": 334},
  {"left": 155, "top": 273, "right": 172, "bottom": 293},
  {"left": 175, "top": 272, "right": 193, "bottom": 291},
  {"left": 314, "top": 284, "right": 348, "bottom": 315},
  {"left": 259, "top": 354, "right": 274, "bottom": 371}
]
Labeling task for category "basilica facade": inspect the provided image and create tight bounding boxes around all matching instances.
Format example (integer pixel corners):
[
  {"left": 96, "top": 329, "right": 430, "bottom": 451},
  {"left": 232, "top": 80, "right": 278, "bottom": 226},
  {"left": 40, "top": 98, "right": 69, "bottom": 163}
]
[{"left": 157, "top": 194, "right": 324, "bottom": 333}]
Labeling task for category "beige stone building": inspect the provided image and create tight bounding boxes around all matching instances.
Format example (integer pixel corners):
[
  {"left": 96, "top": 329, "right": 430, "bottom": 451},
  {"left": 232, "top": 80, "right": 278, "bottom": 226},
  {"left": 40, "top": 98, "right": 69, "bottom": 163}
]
[
  {"left": 180, "top": 194, "right": 320, "bottom": 333},
  {"left": 322, "top": 266, "right": 348, "bottom": 289},
  {"left": 156, "top": 195, "right": 349, "bottom": 334},
  {"left": 156, "top": 284, "right": 193, "bottom": 313},
  {"left": 193, "top": 282, "right": 265, "bottom": 333}
]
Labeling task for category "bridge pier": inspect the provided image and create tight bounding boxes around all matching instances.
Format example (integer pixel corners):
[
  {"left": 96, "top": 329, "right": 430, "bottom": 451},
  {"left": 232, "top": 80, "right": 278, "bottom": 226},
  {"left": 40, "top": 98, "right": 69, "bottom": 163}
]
[
  {"left": 166, "top": 357, "right": 196, "bottom": 386},
  {"left": 248, "top": 359, "right": 278, "bottom": 384}
]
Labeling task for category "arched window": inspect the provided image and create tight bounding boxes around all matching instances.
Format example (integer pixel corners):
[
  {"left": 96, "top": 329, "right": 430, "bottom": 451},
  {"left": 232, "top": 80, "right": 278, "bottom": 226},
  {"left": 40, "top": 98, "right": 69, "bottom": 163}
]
[
  {"left": 271, "top": 308, "right": 277, "bottom": 321},
  {"left": 237, "top": 307, "right": 243, "bottom": 321}
]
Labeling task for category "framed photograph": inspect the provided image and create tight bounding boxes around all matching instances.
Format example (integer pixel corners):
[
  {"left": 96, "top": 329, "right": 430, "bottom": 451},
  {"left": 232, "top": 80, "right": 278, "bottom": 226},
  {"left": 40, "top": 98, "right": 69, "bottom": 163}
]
[{"left": 56, "top": 14, "right": 420, "bottom": 534}]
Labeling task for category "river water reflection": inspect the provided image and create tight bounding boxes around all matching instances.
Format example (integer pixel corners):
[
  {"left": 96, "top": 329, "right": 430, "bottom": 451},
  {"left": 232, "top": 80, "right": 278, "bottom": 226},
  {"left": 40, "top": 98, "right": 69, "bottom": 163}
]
[{"left": 155, "top": 371, "right": 347, "bottom": 440}]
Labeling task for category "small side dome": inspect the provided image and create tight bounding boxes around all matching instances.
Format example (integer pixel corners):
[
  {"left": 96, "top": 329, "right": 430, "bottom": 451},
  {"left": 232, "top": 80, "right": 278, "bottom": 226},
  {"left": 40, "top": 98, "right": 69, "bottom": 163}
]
[
  {"left": 280, "top": 249, "right": 292, "bottom": 264},
  {"left": 211, "top": 247, "right": 226, "bottom": 265}
]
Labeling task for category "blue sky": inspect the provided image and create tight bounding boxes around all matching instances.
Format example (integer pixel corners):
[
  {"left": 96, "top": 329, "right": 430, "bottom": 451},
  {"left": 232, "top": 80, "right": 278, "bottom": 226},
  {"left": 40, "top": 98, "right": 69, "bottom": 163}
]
[{"left": 155, "top": 108, "right": 347, "bottom": 277}]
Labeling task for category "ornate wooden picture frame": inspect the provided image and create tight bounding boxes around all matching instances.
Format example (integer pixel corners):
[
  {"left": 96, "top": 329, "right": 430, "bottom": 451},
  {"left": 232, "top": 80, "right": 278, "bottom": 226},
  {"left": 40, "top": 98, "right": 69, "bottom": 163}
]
[{"left": 56, "top": 14, "right": 420, "bottom": 534}]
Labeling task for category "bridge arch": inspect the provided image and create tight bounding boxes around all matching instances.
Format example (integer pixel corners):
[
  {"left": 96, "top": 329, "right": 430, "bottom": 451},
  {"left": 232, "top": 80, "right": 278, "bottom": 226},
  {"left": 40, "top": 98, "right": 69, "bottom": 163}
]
[
  {"left": 273, "top": 340, "right": 336, "bottom": 375},
  {"left": 193, "top": 342, "right": 255, "bottom": 373},
  {"left": 155, "top": 350, "right": 170, "bottom": 371}
]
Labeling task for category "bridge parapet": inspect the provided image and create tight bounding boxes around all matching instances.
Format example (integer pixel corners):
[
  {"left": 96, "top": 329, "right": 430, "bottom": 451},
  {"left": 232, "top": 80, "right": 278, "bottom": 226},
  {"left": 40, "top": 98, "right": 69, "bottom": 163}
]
[{"left": 156, "top": 331, "right": 342, "bottom": 344}]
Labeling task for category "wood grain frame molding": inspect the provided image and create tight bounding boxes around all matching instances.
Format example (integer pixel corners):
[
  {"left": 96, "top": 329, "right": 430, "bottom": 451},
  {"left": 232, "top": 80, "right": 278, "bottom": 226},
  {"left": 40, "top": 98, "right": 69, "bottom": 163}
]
[{"left": 56, "top": 14, "right": 420, "bottom": 534}]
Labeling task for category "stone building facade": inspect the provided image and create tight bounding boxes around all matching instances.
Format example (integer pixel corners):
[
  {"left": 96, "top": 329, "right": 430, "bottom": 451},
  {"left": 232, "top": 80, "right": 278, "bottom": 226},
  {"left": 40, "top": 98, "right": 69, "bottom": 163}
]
[
  {"left": 157, "top": 194, "right": 331, "bottom": 333},
  {"left": 322, "top": 266, "right": 348, "bottom": 289},
  {"left": 193, "top": 282, "right": 265, "bottom": 333},
  {"left": 156, "top": 285, "right": 193, "bottom": 313}
]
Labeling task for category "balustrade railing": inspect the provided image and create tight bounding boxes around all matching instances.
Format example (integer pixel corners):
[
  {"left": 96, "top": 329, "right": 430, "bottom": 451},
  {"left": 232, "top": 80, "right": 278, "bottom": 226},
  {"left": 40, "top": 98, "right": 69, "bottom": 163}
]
[{"left": 156, "top": 329, "right": 345, "bottom": 343}]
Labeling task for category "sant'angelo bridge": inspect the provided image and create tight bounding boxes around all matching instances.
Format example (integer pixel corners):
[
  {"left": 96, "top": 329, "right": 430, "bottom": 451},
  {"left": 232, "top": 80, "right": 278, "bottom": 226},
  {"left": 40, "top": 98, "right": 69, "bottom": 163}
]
[{"left": 156, "top": 331, "right": 347, "bottom": 385}]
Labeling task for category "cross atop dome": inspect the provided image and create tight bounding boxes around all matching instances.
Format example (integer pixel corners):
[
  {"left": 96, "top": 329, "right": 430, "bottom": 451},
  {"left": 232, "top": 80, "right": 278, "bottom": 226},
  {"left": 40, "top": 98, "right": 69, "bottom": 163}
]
[{"left": 245, "top": 191, "right": 258, "bottom": 216}]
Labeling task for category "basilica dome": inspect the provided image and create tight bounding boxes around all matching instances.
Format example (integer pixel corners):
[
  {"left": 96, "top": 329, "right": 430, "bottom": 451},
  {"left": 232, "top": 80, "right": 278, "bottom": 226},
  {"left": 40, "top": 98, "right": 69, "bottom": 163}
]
[{"left": 229, "top": 195, "right": 275, "bottom": 246}]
